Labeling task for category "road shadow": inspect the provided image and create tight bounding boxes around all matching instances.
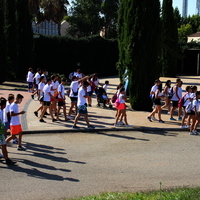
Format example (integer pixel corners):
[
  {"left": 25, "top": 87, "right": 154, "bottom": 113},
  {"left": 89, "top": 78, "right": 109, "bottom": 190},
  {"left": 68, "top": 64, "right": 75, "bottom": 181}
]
[
  {"left": 141, "top": 130, "right": 179, "bottom": 137},
  {"left": 7, "top": 142, "right": 85, "bottom": 182}
]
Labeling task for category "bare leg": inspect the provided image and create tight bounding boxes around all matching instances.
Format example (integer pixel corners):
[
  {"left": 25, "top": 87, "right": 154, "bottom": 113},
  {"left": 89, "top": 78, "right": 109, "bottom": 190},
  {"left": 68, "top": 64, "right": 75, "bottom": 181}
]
[
  {"left": 1, "top": 145, "right": 8, "bottom": 159},
  {"left": 73, "top": 113, "right": 81, "bottom": 126}
]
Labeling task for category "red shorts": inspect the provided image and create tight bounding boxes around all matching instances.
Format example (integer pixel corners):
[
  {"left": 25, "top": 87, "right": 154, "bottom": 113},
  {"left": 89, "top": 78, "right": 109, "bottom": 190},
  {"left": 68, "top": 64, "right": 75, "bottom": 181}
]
[
  {"left": 118, "top": 103, "right": 126, "bottom": 110},
  {"left": 10, "top": 124, "right": 22, "bottom": 135}
]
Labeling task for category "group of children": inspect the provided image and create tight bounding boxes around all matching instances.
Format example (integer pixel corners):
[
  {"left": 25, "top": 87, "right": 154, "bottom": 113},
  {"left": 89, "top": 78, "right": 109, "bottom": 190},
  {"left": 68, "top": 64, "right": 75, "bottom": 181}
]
[
  {"left": 148, "top": 78, "right": 200, "bottom": 135},
  {"left": 0, "top": 93, "right": 26, "bottom": 166}
]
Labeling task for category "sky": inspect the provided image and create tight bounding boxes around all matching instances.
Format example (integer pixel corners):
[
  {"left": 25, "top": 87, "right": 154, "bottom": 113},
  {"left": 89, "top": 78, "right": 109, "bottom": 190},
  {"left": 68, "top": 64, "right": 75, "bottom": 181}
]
[{"left": 173, "top": 0, "right": 197, "bottom": 16}]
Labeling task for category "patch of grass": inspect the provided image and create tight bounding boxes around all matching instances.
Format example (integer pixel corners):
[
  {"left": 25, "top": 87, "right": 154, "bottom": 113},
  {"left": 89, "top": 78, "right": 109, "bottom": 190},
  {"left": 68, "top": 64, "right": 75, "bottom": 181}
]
[{"left": 67, "top": 187, "right": 200, "bottom": 200}]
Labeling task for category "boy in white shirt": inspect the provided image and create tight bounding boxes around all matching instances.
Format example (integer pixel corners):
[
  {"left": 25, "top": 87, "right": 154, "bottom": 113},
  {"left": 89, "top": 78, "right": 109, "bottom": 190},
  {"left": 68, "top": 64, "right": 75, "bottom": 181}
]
[
  {"left": 26, "top": 68, "right": 34, "bottom": 93},
  {"left": 0, "top": 97, "right": 16, "bottom": 165},
  {"left": 6, "top": 94, "right": 26, "bottom": 151},
  {"left": 57, "top": 78, "right": 67, "bottom": 121},
  {"left": 72, "top": 81, "right": 95, "bottom": 129}
]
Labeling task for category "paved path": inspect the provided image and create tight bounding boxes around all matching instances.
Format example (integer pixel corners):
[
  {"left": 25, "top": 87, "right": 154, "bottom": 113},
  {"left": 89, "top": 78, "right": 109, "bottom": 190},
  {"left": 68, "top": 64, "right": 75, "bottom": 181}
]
[
  {"left": 1, "top": 76, "right": 200, "bottom": 132},
  {"left": 1, "top": 130, "right": 200, "bottom": 200}
]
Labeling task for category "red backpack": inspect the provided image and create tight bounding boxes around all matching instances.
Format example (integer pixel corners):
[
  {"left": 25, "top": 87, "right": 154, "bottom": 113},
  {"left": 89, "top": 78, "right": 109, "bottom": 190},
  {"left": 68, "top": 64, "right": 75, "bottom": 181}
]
[{"left": 178, "top": 93, "right": 188, "bottom": 108}]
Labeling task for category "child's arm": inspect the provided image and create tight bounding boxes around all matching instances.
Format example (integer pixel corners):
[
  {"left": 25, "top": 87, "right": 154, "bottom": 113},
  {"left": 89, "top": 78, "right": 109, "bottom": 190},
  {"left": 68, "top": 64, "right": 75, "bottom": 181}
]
[{"left": 10, "top": 111, "right": 25, "bottom": 116}]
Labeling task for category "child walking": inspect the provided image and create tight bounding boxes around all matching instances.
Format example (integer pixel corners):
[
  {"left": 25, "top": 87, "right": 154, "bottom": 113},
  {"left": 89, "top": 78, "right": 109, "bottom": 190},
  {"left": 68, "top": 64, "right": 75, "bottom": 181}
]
[{"left": 6, "top": 94, "right": 26, "bottom": 150}]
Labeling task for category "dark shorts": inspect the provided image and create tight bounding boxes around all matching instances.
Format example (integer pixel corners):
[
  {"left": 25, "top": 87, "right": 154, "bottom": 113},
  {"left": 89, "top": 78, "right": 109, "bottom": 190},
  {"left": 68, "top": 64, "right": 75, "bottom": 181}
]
[
  {"left": 172, "top": 101, "right": 178, "bottom": 107},
  {"left": 87, "top": 91, "right": 93, "bottom": 97},
  {"left": 78, "top": 105, "right": 88, "bottom": 114},
  {"left": 35, "top": 84, "right": 38, "bottom": 90},
  {"left": 58, "top": 100, "right": 65, "bottom": 107},
  {"left": 4, "top": 121, "right": 10, "bottom": 130},
  {"left": 154, "top": 98, "right": 161, "bottom": 105},
  {"left": 28, "top": 82, "right": 33, "bottom": 89},
  {"left": 187, "top": 110, "right": 195, "bottom": 115},
  {"left": 43, "top": 101, "right": 51, "bottom": 106},
  {"left": 70, "top": 97, "right": 78, "bottom": 103}
]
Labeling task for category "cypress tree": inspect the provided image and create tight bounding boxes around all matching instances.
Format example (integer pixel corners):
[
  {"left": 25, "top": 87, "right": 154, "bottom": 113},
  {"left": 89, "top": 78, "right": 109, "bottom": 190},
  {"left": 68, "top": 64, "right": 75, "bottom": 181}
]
[
  {"left": 4, "top": 0, "right": 17, "bottom": 79},
  {"left": 0, "top": 0, "right": 6, "bottom": 83},
  {"left": 118, "top": 0, "right": 161, "bottom": 111},
  {"left": 161, "top": 0, "right": 178, "bottom": 77},
  {"left": 16, "top": 0, "right": 33, "bottom": 79}
]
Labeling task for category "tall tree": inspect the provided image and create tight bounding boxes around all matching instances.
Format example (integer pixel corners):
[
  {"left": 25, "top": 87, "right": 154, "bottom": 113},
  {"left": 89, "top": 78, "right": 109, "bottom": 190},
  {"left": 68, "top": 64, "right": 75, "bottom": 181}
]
[
  {"left": 0, "top": 0, "right": 6, "bottom": 83},
  {"left": 16, "top": 0, "right": 33, "bottom": 79},
  {"left": 118, "top": 0, "right": 161, "bottom": 111},
  {"left": 161, "top": 0, "right": 178, "bottom": 77},
  {"left": 101, "top": 0, "right": 119, "bottom": 38},
  {"left": 4, "top": 0, "right": 17, "bottom": 79},
  {"left": 67, "top": 0, "right": 103, "bottom": 37}
]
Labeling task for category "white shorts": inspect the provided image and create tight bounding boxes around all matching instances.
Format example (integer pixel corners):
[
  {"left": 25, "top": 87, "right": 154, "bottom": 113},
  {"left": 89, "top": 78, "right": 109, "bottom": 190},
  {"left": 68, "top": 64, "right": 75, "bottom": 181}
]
[{"left": 0, "top": 134, "right": 6, "bottom": 145}]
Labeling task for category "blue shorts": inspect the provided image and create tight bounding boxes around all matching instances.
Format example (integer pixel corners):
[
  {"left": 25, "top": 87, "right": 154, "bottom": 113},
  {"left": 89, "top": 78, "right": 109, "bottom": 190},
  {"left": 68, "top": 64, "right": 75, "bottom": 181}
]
[
  {"left": 28, "top": 82, "right": 33, "bottom": 89},
  {"left": 87, "top": 91, "right": 93, "bottom": 97},
  {"left": 78, "top": 105, "right": 88, "bottom": 114},
  {"left": 4, "top": 121, "right": 10, "bottom": 130}
]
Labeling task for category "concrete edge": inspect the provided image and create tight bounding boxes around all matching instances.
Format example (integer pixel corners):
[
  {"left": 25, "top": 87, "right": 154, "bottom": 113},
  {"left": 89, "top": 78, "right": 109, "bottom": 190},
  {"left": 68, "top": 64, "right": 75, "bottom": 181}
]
[{"left": 22, "top": 126, "right": 187, "bottom": 135}]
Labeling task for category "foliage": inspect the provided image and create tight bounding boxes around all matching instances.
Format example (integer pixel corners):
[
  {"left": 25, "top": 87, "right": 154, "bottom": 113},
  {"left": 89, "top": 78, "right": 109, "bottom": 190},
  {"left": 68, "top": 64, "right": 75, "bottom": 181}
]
[
  {"left": 118, "top": 0, "right": 161, "bottom": 111},
  {"left": 183, "top": 15, "right": 200, "bottom": 33},
  {"left": 33, "top": 35, "right": 118, "bottom": 78},
  {"left": 16, "top": 0, "right": 33, "bottom": 79},
  {"left": 66, "top": 187, "right": 200, "bottom": 200},
  {"left": 161, "top": 0, "right": 179, "bottom": 77},
  {"left": 101, "top": 0, "right": 119, "bottom": 39},
  {"left": 178, "top": 24, "right": 193, "bottom": 43},
  {"left": 66, "top": 0, "right": 103, "bottom": 38}
]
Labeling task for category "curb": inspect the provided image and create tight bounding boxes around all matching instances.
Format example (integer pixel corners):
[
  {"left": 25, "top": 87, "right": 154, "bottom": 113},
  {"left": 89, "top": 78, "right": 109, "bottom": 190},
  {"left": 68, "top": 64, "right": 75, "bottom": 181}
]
[{"left": 22, "top": 126, "right": 188, "bottom": 135}]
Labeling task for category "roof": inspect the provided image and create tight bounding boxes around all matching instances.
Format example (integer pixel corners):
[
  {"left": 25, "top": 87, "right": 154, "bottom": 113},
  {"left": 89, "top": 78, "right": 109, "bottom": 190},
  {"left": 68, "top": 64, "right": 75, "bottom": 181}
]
[{"left": 188, "top": 32, "right": 200, "bottom": 37}]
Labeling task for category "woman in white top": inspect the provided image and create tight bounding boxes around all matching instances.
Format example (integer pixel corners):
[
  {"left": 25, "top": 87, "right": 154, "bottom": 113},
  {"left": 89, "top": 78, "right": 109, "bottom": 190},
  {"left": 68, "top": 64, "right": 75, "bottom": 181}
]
[
  {"left": 114, "top": 88, "right": 132, "bottom": 127},
  {"left": 147, "top": 83, "right": 164, "bottom": 123},
  {"left": 180, "top": 86, "right": 192, "bottom": 128},
  {"left": 189, "top": 91, "right": 200, "bottom": 135},
  {"left": 161, "top": 80, "right": 171, "bottom": 114},
  {"left": 26, "top": 68, "right": 34, "bottom": 93}
]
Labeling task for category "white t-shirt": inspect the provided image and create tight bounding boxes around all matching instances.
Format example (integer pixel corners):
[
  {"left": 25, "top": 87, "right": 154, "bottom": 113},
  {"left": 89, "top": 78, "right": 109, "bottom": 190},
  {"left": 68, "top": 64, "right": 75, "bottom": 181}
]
[
  {"left": 76, "top": 73, "right": 83, "bottom": 79},
  {"left": 3, "top": 102, "right": 11, "bottom": 123},
  {"left": 192, "top": 99, "right": 200, "bottom": 112},
  {"left": 87, "top": 85, "right": 92, "bottom": 92},
  {"left": 38, "top": 82, "right": 45, "bottom": 96},
  {"left": 171, "top": 86, "right": 182, "bottom": 101},
  {"left": 103, "top": 84, "right": 108, "bottom": 92},
  {"left": 10, "top": 102, "right": 20, "bottom": 126},
  {"left": 77, "top": 86, "right": 87, "bottom": 106},
  {"left": 43, "top": 84, "right": 51, "bottom": 101},
  {"left": 151, "top": 85, "right": 158, "bottom": 93},
  {"left": 183, "top": 93, "right": 192, "bottom": 107},
  {"left": 91, "top": 78, "right": 99, "bottom": 87},
  {"left": 53, "top": 81, "right": 59, "bottom": 89},
  {"left": 155, "top": 90, "right": 163, "bottom": 98},
  {"left": 119, "top": 94, "right": 125, "bottom": 103},
  {"left": 58, "top": 84, "right": 65, "bottom": 99},
  {"left": 34, "top": 72, "right": 41, "bottom": 85},
  {"left": 27, "top": 71, "right": 34, "bottom": 82},
  {"left": 70, "top": 81, "right": 79, "bottom": 97}
]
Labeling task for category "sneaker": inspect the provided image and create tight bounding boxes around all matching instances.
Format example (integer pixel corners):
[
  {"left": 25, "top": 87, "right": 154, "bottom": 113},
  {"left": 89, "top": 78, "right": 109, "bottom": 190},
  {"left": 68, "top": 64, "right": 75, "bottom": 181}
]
[
  {"left": 158, "top": 120, "right": 165, "bottom": 123},
  {"left": 34, "top": 111, "right": 38, "bottom": 117},
  {"left": 185, "top": 125, "right": 190, "bottom": 128},
  {"left": 189, "top": 132, "right": 197, "bottom": 135},
  {"left": 151, "top": 117, "right": 158, "bottom": 121},
  {"left": 118, "top": 121, "right": 125, "bottom": 125},
  {"left": 31, "top": 95, "right": 34, "bottom": 99},
  {"left": 17, "top": 146, "right": 26, "bottom": 151},
  {"left": 147, "top": 116, "right": 152, "bottom": 122},
  {"left": 67, "top": 116, "right": 74, "bottom": 119},
  {"left": 170, "top": 117, "right": 176, "bottom": 121},
  {"left": 0, "top": 153, "right": 4, "bottom": 158},
  {"left": 12, "top": 139, "right": 18, "bottom": 144},
  {"left": 178, "top": 117, "right": 182, "bottom": 120},
  {"left": 180, "top": 125, "right": 187, "bottom": 128},
  {"left": 87, "top": 125, "right": 95, "bottom": 129},
  {"left": 6, "top": 159, "right": 16, "bottom": 165},
  {"left": 71, "top": 125, "right": 79, "bottom": 129},
  {"left": 193, "top": 130, "right": 199, "bottom": 135},
  {"left": 114, "top": 124, "right": 120, "bottom": 127},
  {"left": 88, "top": 104, "right": 92, "bottom": 107},
  {"left": 125, "top": 124, "right": 133, "bottom": 127},
  {"left": 52, "top": 119, "right": 57, "bottom": 122},
  {"left": 39, "top": 119, "right": 46, "bottom": 123},
  {"left": 167, "top": 112, "right": 170, "bottom": 115}
]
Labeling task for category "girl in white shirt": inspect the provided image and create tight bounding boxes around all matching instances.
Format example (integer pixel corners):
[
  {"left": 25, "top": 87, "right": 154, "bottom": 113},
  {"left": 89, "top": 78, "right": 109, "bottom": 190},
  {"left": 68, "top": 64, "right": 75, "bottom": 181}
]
[
  {"left": 161, "top": 80, "right": 171, "bottom": 114},
  {"left": 180, "top": 86, "right": 192, "bottom": 128},
  {"left": 114, "top": 88, "right": 132, "bottom": 127}
]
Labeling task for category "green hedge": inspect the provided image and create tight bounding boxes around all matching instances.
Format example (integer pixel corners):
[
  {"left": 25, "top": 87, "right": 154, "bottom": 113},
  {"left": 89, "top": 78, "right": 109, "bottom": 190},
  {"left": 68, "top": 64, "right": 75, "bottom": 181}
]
[{"left": 33, "top": 35, "right": 118, "bottom": 78}]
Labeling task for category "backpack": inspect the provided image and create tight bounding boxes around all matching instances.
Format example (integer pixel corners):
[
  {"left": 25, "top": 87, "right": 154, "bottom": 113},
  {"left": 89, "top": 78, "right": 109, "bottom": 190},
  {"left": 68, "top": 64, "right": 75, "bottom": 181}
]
[
  {"left": 185, "top": 100, "right": 193, "bottom": 114},
  {"left": 111, "top": 93, "right": 118, "bottom": 103},
  {"left": 168, "top": 86, "right": 174, "bottom": 99},
  {"left": 178, "top": 93, "right": 187, "bottom": 108},
  {"left": 114, "top": 98, "right": 120, "bottom": 107},
  {"left": 68, "top": 72, "right": 74, "bottom": 81}
]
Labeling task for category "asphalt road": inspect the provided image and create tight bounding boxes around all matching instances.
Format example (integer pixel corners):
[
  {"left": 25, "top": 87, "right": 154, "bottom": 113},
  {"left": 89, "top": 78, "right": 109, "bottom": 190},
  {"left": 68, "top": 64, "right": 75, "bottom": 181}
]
[{"left": 1, "top": 130, "right": 200, "bottom": 200}]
